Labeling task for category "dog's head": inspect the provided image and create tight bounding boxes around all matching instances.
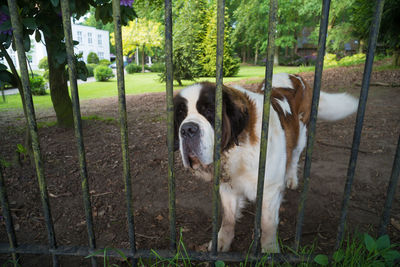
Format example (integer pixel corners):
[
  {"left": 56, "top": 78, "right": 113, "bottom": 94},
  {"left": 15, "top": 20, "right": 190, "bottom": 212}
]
[{"left": 173, "top": 82, "right": 249, "bottom": 169}]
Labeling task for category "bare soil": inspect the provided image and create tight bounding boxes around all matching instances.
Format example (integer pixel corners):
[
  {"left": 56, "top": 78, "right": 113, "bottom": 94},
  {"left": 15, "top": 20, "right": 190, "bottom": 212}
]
[{"left": 0, "top": 65, "right": 399, "bottom": 266}]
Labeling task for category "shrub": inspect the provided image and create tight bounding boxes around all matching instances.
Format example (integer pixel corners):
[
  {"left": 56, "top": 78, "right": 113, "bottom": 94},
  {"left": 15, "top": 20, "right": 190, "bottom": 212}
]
[
  {"left": 324, "top": 53, "right": 339, "bottom": 67},
  {"left": 338, "top": 53, "right": 366, "bottom": 67},
  {"left": 150, "top": 62, "right": 165, "bottom": 73},
  {"left": 87, "top": 52, "right": 99, "bottom": 64},
  {"left": 38, "top": 57, "right": 48, "bottom": 70},
  {"left": 99, "top": 59, "right": 111, "bottom": 66},
  {"left": 43, "top": 70, "right": 49, "bottom": 80},
  {"left": 86, "top": 64, "right": 97, "bottom": 77},
  {"left": 94, "top": 65, "right": 114, "bottom": 81},
  {"left": 125, "top": 63, "right": 141, "bottom": 74},
  {"left": 30, "top": 75, "right": 47, "bottom": 95}
]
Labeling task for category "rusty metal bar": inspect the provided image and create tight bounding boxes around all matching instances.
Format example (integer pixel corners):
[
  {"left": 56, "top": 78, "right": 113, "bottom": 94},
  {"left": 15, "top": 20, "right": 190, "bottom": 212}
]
[
  {"left": 6, "top": 0, "right": 59, "bottom": 266},
  {"left": 164, "top": 0, "right": 176, "bottom": 251},
  {"left": 211, "top": 0, "right": 225, "bottom": 258},
  {"left": 0, "top": 167, "right": 18, "bottom": 264},
  {"left": 379, "top": 133, "right": 400, "bottom": 236},
  {"left": 0, "top": 243, "right": 316, "bottom": 264},
  {"left": 294, "top": 0, "right": 331, "bottom": 251},
  {"left": 111, "top": 0, "right": 137, "bottom": 264},
  {"left": 59, "top": 1, "right": 97, "bottom": 266},
  {"left": 252, "top": 0, "right": 278, "bottom": 257},
  {"left": 335, "top": 0, "right": 385, "bottom": 249}
]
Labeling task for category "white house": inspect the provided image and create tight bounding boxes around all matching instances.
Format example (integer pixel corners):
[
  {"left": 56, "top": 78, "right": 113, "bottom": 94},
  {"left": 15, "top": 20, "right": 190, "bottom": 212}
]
[{"left": 1, "top": 23, "right": 110, "bottom": 71}]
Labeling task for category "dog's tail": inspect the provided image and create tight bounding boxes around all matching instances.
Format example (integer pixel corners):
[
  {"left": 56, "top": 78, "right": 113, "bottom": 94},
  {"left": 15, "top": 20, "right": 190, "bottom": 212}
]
[{"left": 318, "top": 92, "right": 358, "bottom": 121}]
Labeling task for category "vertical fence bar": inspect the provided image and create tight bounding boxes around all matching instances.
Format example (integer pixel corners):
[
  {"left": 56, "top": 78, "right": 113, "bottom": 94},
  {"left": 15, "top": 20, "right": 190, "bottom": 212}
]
[
  {"left": 0, "top": 168, "right": 18, "bottom": 264},
  {"left": 294, "top": 0, "right": 331, "bottom": 251},
  {"left": 335, "top": 0, "right": 385, "bottom": 249},
  {"left": 252, "top": 0, "right": 278, "bottom": 257},
  {"left": 164, "top": 0, "right": 176, "bottom": 251},
  {"left": 111, "top": 0, "right": 137, "bottom": 264},
  {"left": 211, "top": 0, "right": 225, "bottom": 258},
  {"left": 6, "top": 1, "right": 59, "bottom": 266},
  {"left": 59, "top": 1, "right": 97, "bottom": 266},
  {"left": 379, "top": 133, "right": 400, "bottom": 236}
]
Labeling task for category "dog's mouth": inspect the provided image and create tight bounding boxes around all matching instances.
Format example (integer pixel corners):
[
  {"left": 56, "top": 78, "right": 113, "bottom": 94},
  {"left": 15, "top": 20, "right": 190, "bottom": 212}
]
[{"left": 186, "top": 151, "right": 209, "bottom": 170}]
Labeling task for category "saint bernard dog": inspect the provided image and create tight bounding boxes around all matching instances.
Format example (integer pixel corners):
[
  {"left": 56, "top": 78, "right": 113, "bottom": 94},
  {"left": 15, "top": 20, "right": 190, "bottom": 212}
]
[{"left": 173, "top": 73, "right": 358, "bottom": 253}]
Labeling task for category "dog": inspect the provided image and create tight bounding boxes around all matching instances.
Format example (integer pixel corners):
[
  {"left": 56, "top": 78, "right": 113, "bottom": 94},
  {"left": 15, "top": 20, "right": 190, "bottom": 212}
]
[{"left": 173, "top": 73, "right": 358, "bottom": 253}]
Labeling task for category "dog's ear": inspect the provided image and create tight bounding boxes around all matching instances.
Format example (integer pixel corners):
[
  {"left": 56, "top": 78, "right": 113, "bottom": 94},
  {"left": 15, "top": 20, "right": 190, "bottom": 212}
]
[{"left": 221, "top": 87, "right": 249, "bottom": 150}]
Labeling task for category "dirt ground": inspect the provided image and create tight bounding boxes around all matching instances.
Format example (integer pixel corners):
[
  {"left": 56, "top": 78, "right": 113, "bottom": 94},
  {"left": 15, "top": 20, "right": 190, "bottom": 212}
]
[{"left": 0, "top": 65, "right": 399, "bottom": 266}]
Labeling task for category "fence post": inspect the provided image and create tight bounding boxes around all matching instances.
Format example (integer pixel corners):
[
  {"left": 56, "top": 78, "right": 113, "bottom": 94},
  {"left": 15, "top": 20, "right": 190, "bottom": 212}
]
[
  {"left": 164, "top": 0, "right": 177, "bottom": 252},
  {"left": 210, "top": 0, "right": 225, "bottom": 260},
  {"left": 6, "top": 0, "right": 59, "bottom": 265},
  {"left": 111, "top": 0, "right": 137, "bottom": 264},
  {"left": 59, "top": 1, "right": 97, "bottom": 266},
  {"left": 335, "top": 0, "right": 385, "bottom": 249},
  {"left": 0, "top": 167, "right": 18, "bottom": 264},
  {"left": 252, "top": 0, "right": 278, "bottom": 258},
  {"left": 294, "top": 0, "right": 331, "bottom": 251},
  {"left": 379, "top": 133, "right": 400, "bottom": 236}
]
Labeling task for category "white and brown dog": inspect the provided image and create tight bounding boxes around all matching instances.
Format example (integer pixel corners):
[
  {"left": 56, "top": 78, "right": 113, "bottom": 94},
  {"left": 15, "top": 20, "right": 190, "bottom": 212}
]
[{"left": 173, "top": 73, "right": 358, "bottom": 253}]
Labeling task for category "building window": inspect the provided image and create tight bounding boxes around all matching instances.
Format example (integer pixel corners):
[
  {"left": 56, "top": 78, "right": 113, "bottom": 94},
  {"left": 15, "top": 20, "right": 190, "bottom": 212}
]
[
  {"left": 77, "top": 31, "right": 82, "bottom": 43},
  {"left": 88, "top": 32, "right": 92, "bottom": 44},
  {"left": 98, "top": 52, "right": 104, "bottom": 59},
  {"left": 98, "top": 34, "right": 102, "bottom": 46}
]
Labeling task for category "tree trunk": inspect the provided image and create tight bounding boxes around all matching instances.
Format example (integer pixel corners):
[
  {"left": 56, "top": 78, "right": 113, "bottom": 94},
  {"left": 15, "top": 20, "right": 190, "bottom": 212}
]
[
  {"left": 391, "top": 50, "right": 400, "bottom": 66},
  {"left": 141, "top": 47, "right": 145, "bottom": 73},
  {"left": 274, "top": 47, "right": 279, "bottom": 66},
  {"left": 254, "top": 43, "right": 259, "bottom": 65},
  {"left": 44, "top": 35, "right": 73, "bottom": 128},
  {"left": 358, "top": 40, "right": 365, "bottom": 54}
]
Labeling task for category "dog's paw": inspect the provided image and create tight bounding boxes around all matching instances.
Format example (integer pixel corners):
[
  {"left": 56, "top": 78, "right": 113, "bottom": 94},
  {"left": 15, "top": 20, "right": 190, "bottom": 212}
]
[
  {"left": 261, "top": 242, "right": 281, "bottom": 254},
  {"left": 286, "top": 176, "right": 298, "bottom": 190},
  {"left": 207, "top": 233, "right": 233, "bottom": 252}
]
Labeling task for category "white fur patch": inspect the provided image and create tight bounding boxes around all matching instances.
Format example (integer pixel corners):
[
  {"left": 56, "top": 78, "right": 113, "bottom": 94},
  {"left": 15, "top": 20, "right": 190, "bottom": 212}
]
[
  {"left": 275, "top": 97, "right": 292, "bottom": 116},
  {"left": 259, "top": 73, "right": 294, "bottom": 91},
  {"left": 290, "top": 74, "right": 306, "bottom": 89}
]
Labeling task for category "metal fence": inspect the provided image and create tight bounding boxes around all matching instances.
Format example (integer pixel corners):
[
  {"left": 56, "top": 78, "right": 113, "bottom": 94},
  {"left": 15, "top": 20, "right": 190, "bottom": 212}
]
[{"left": 0, "top": 0, "right": 399, "bottom": 266}]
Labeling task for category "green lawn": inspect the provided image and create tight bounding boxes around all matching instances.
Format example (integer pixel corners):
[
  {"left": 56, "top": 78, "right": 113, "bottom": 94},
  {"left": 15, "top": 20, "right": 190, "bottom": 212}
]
[{"left": 0, "top": 65, "right": 313, "bottom": 110}]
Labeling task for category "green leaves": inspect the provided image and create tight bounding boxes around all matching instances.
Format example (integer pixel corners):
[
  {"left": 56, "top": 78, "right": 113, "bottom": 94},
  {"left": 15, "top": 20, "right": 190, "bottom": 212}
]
[
  {"left": 215, "top": 260, "right": 225, "bottom": 267},
  {"left": 364, "top": 233, "right": 377, "bottom": 252},
  {"left": 314, "top": 254, "right": 329, "bottom": 266}
]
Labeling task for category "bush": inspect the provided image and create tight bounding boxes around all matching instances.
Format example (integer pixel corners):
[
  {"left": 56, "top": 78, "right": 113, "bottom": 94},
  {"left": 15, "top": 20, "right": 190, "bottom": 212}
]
[
  {"left": 86, "top": 64, "right": 97, "bottom": 77},
  {"left": 43, "top": 70, "right": 49, "bottom": 80},
  {"left": 338, "top": 53, "right": 366, "bottom": 67},
  {"left": 125, "top": 63, "right": 141, "bottom": 74},
  {"left": 324, "top": 53, "right": 339, "bottom": 67},
  {"left": 94, "top": 65, "right": 114, "bottom": 81},
  {"left": 87, "top": 52, "right": 99, "bottom": 64},
  {"left": 150, "top": 62, "right": 165, "bottom": 73},
  {"left": 38, "top": 57, "right": 48, "bottom": 70},
  {"left": 30, "top": 76, "right": 47, "bottom": 95},
  {"left": 99, "top": 59, "right": 111, "bottom": 66}
]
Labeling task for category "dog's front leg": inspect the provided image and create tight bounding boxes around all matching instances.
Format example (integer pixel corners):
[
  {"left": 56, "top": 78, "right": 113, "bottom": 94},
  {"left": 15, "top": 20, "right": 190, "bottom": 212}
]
[
  {"left": 208, "top": 183, "right": 242, "bottom": 252},
  {"left": 261, "top": 190, "right": 283, "bottom": 253}
]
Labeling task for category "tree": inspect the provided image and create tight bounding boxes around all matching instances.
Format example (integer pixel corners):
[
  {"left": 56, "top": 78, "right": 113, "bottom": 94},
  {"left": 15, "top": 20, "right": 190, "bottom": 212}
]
[
  {"left": 87, "top": 52, "right": 99, "bottom": 64},
  {"left": 0, "top": 0, "right": 136, "bottom": 128},
  {"left": 111, "top": 18, "right": 162, "bottom": 72},
  {"left": 200, "top": 2, "right": 240, "bottom": 77}
]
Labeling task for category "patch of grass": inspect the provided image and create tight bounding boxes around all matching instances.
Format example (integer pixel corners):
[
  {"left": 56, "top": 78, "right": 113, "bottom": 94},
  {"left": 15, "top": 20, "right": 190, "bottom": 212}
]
[
  {"left": 374, "top": 63, "right": 400, "bottom": 72},
  {"left": 0, "top": 65, "right": 317, "bottom": 111}
]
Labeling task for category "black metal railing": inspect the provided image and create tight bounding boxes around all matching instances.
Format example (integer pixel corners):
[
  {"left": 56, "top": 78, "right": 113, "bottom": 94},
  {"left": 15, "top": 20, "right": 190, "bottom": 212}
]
[{"left": 1, "top": 0, "right": 398, "bottom": 266}]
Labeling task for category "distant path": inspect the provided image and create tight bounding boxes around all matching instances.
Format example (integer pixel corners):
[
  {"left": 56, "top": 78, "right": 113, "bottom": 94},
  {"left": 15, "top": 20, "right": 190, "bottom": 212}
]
[{"left": 1, "top": 77, "right": 97, "bottom": 95}]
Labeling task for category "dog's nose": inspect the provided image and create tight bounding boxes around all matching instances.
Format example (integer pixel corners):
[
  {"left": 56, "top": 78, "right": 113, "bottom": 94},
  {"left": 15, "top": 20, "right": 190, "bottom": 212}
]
[{"left": 181, "top": 122, "right": 199, "bottom": 138}]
